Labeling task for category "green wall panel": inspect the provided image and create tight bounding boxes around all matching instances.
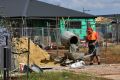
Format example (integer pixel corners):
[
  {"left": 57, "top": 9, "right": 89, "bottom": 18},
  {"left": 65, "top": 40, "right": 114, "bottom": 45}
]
[{"left": 59, "top": 18, "right": 96, "bottom": 39}]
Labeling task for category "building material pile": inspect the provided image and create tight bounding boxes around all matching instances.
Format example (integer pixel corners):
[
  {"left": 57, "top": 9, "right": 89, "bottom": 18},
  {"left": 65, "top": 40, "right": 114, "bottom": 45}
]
[
  {"left": 95, "top": 17, "right": 112, "bottom": 23},
  {"left": 12, "top": 37, "right": 53, "bottom": 67}
]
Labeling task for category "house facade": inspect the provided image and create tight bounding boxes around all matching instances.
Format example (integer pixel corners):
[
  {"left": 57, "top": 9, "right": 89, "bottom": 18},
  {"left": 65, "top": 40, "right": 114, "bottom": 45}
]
[{"left": 59, "top": 18, "right": 95, "bottom": 39}]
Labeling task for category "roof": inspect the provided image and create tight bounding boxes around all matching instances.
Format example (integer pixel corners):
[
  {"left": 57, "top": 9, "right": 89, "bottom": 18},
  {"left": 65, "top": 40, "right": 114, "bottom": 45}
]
[
  {"left": 97, "top": 14, "right": 120, "bottom": 18},
  {"left": 0, "top": 0, "right": 95, "bottom": 18}
]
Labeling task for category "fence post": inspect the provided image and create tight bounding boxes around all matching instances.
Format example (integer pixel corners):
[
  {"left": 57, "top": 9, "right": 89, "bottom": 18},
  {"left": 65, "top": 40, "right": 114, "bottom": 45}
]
[
  {"left": 3, "top": 47, "right": 9, "bottom": 80},
  {"left": 3, "top": 36, "right": 9, "bottom": 80},
  {"left": 42, "top": 28, "right": 44, "bottom": 45},
  {"left": 27, "top": 37, "right": 30, "bottom": 80}
]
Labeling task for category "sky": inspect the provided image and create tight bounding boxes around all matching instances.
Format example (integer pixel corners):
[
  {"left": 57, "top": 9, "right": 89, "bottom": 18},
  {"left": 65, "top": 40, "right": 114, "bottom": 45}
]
[{"left": 38, "top": 0, "right": 120, "bottom": 15}]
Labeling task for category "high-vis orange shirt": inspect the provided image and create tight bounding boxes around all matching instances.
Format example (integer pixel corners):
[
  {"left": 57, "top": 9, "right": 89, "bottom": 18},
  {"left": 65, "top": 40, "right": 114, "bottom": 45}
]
[{"left": 87, "top": 31, "right": 98, "bottom": 40}]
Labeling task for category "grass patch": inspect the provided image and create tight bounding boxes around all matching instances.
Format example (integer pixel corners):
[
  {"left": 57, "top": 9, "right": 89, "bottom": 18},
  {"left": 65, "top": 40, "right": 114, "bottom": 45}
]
[
  {"left": 108, "top": 45, "right": 120, "bottom": 55},
  {"left": 14, "top": 71, "right": 111, "bottom": 80},
  {"left": 100, "top": 45, "right": 120, "bottom": 64}
]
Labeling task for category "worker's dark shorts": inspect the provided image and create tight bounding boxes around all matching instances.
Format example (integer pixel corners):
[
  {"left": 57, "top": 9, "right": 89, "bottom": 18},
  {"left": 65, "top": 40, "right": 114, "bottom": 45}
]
[
  {"left": 88, "top": 40, "right": 98, "bottom": 56},
  {"left": 88, "top": 44, "right": 96, "bottom": 56}
]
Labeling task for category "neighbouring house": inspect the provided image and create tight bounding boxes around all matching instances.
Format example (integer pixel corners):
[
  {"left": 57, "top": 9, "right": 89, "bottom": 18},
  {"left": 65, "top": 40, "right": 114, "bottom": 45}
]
[
  {"left": 0, "top": 0, "right": 96, "bottom": 40},
  {"left": 96, "top": 14, "right": 120, "bottom": 42},
  {"left": 95, "top": 17, "right": 112, "bottom": 38}
]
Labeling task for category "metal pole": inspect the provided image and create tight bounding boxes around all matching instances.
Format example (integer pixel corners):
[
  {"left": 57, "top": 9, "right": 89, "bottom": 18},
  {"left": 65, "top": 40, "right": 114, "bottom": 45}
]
[
  {"left": 3, "top": 47, "right": 7, "bottom": 80},
  {"left": 42, "top": 28, "right": 44, "bottom": 44},
  {"left": 3, "top": 36, "right": 9, "bottom": 80},
  {"left": 47, "top": 22, "right": 50, "bottom": 45},
  {"left": 55, "top": 29, "right": 59, "bottom": 56},
  {"left": 105, "top": 24, "right": 108, "bottom": 51},
  {"left": 117, "top": 18, "right": 119, "bottom": 44},
  {"left": 27, "top": 37, "right": 30, "bottom": 80}
]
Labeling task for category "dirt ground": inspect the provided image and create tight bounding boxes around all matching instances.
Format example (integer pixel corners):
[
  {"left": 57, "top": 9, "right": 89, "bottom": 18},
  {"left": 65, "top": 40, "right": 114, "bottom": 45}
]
[
  {"left": 46, "top": 45, "right": 120, "bottom": 80},
  {"left": 46, "top": 64, "right": 120, "bottom": 80},
  {"left": 13, "top": 38, "right": 120, "bottom": 80},
  {"left": 70, "top": 64, "right": 120, "bottom": 80}
]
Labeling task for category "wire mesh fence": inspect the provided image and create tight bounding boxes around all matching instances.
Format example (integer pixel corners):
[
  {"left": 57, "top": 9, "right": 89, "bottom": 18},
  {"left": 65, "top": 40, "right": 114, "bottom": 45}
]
[
  {"left": 96, "top": 22, "right": 120, "bottom": 65},
  {"left": 0, "top": 27, "right": 62, "bottom": 80},
  {"left": 11, "top": 27, "right": 61, "bottom": 46},
  {"left": 0, "top": 25, "right": 120, "bottom": 80}
]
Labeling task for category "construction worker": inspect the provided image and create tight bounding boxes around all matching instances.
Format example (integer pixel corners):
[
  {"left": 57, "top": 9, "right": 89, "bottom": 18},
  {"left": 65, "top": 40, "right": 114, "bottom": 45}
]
[{"left": 86, "top": 27, "right": 101, "bottom": 65}]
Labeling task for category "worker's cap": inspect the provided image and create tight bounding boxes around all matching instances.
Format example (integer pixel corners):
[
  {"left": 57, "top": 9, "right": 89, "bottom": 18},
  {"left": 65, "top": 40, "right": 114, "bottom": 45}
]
[{"left": 87, "top": 27, "right": 93, "bottom": 31}]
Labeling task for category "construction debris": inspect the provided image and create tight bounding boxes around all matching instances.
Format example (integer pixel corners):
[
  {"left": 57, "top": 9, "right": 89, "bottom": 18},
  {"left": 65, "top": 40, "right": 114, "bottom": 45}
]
[
  {"left": 95, "top": 17, "right": 112, "bottom": 23},
  {"left": 69, "top": 60, "right": 85, "bottom": 69}
]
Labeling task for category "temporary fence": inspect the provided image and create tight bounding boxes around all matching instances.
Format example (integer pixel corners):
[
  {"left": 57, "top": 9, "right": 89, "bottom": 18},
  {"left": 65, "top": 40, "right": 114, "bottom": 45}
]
[
  {"left": 0, "top": 27, "right": 62, "bottom": 80},
  {"left": 96, "top": 22, "right": 120, "bottom": 44},
  {"left": 0, "top": 26, "right": 120, "bottom": 80}
]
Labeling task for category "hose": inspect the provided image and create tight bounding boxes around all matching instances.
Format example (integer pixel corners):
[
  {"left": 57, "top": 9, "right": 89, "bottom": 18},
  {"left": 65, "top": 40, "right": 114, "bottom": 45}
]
[{"left": 83, "top": 46, "right": 96, "bottom": 59}]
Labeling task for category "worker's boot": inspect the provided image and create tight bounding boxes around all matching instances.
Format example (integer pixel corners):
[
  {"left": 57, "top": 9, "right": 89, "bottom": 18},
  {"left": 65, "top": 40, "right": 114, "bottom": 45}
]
[
  {"left": 98, "top": 62, "right": 101, "bottom": 65},
  {"left": 89, "top": 63, "right": 93, "bottom": 65}
]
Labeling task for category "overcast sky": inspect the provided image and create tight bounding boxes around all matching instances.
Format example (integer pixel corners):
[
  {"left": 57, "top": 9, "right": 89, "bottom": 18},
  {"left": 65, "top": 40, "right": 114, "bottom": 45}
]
[{"left": 38, "top": 0, "right": 120, "bottom": 15}]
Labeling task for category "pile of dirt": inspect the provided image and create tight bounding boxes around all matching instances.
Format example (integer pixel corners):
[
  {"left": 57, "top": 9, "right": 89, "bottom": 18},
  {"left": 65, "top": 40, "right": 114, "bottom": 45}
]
[{"left": 12, "top": 37, "right": 58, "bottom": 67}]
